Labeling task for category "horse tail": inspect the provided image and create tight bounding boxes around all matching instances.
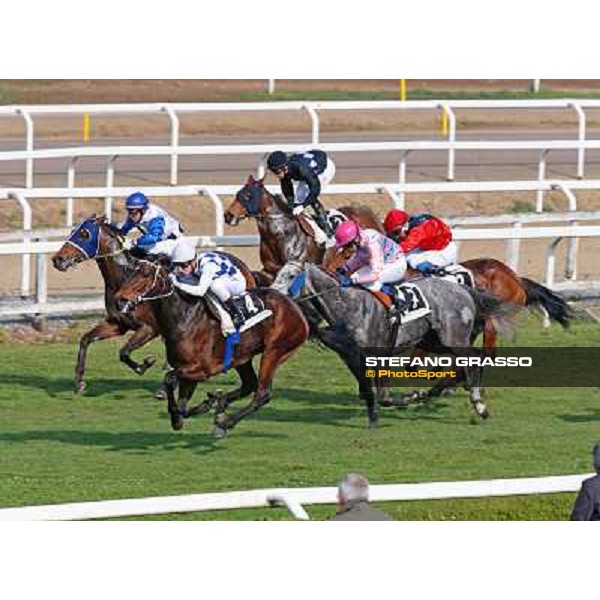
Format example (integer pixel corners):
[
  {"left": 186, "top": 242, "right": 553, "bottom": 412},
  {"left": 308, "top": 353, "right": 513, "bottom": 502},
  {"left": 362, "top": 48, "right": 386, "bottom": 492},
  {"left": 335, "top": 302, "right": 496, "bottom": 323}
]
[
  {"left": 468, "top": 289, "right": 518, "bottom": 339},
  {"left": 521, "top": 277, "right": 574, "bottom": 329}
]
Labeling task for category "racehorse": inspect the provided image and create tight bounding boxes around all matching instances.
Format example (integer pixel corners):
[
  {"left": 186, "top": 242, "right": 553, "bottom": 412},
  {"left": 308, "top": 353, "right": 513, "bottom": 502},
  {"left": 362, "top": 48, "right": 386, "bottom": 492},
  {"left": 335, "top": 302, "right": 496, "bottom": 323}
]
[
  {"left": 113, "top": 260, "right": 310, "bottom": 438},
  {"left": 223, "top": 175, "right": 384, "bottom": 286},
  {"left": 324, "top": 248, "right": 573, "bottom": 352},
  {"left": 51, "top": 215, "right": 255, "bottom": 394},
  {"left": 274, "top": 262, "right": 516, "bottom": 428}
]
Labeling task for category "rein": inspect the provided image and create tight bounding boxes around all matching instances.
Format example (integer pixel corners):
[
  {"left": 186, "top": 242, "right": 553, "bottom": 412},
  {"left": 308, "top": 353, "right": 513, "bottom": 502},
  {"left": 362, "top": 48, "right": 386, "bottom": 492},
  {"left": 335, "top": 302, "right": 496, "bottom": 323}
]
[{"left": 129, "top": 263, "right": 174, "bottom": 307}]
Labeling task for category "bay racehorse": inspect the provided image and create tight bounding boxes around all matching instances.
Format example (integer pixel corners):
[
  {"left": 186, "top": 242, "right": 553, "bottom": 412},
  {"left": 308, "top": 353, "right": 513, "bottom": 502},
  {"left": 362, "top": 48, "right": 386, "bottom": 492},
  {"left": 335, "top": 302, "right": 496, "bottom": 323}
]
[
  {"left": 223, "top": 175, "right": 384, "bottom": 286},
  {"left": 114, "top": 260, "right": 309, "bottom": 438},
  {"left": 51, "top": 215, "right": 255, "bottom": 393},
  {"left": 274, "top": 262, "right": 516, "bottom": 428}
]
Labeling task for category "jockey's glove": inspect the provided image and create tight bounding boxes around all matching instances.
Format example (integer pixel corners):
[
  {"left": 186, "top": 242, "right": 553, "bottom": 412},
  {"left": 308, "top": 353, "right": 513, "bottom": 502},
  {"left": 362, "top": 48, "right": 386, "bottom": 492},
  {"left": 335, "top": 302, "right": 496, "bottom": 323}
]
[
  {"left": 292, "top": 206, "right": 305, "bottom": 216},
  {"left": 122, "top": 238, "right": 135, "bottom": 251}
]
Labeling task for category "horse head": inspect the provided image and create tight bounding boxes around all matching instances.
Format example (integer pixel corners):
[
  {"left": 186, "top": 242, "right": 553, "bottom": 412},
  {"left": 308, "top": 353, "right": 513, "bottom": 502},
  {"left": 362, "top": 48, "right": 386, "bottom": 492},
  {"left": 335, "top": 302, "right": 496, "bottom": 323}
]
[
  {"left": 224, "top": 175, "right": 273, "bottom": 226},
  {"left": 114, "top": 260, "right": 172, "bottom": 314},
  {"left": 52, "top": 214, "right": 123, "bottom": 271}
]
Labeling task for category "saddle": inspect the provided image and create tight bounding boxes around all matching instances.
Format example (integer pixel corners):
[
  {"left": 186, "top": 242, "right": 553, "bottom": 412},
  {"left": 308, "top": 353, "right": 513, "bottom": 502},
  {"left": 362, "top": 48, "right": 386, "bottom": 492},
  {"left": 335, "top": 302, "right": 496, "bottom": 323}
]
[
  {"left": 373, "top": 282, "right": 432, "bottom": 325},
  {"left": 205, "top": 290, "right": 273, "bottom": 337},
  {"left": 297, "top": 209, "right": 348, "bottom": 248}
]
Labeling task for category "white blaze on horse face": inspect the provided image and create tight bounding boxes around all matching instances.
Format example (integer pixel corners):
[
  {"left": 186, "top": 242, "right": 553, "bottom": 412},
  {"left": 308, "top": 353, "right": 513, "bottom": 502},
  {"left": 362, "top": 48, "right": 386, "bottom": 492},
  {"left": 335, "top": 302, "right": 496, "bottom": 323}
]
[{"left": 461, "top": 306, "right": 473, "bottom": 324}]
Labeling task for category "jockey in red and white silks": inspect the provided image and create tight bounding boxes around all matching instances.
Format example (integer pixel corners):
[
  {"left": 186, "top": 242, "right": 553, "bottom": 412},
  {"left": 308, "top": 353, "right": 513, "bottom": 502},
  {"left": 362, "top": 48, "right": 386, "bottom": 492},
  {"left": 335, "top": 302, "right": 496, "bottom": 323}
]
[
  {"left": 383, "top": 209, "right": 457, "bottom": 274},
  {"left": 335, "top": 221, "right": 407, "bottom": 291}
]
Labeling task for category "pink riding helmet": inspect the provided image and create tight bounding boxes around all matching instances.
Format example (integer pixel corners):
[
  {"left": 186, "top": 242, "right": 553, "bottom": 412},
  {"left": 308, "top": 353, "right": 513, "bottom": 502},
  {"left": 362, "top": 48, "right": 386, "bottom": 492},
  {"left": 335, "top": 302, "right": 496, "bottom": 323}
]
[{"left": 335, "top": 220, "right": 361, "bottom": 248}]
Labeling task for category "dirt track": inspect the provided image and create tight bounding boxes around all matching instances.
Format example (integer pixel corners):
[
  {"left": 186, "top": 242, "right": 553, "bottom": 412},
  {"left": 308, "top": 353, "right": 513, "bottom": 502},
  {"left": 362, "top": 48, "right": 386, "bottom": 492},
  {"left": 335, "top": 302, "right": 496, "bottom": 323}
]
[{"left": 1, "top": 80, "right": 599, "bottom": 296}]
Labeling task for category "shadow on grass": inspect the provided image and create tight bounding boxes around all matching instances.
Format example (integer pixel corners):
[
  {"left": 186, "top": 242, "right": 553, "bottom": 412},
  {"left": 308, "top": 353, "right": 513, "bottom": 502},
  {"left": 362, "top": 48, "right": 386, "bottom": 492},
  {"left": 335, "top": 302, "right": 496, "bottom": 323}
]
[
  {"left": 557, "top": 408, "right": 600, "bottom": 423},
  {"left": 0, "top": 428, "right": 287, "bottom": 456}
]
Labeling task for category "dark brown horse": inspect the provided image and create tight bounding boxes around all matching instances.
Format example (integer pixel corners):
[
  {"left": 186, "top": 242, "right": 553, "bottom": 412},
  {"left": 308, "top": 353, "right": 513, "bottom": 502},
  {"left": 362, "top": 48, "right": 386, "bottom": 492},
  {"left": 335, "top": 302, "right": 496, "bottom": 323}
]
[
  {"left": 223, "top": 175, "right": 384, "bottom": 286},
  {"left": 51, "top": 215, "right": 255, "bottom": 393},
  {"left": 114, "top": 260, "right": 309, "bottom": 438}
]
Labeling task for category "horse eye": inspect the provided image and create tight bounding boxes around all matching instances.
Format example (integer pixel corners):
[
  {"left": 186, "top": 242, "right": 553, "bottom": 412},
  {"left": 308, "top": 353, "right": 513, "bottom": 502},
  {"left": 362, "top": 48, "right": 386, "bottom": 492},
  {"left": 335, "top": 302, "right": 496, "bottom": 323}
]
[{"left": 78, "top": 229, "right": 90, "bottom": 241}]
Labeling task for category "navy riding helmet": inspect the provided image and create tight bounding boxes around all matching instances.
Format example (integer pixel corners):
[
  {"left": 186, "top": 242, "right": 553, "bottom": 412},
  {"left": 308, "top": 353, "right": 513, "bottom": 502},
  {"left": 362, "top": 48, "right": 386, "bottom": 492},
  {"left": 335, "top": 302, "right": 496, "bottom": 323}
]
[
  {"left": 125, "top": 192, "right": 150, "bottom": 211},
  {"left": 267, "top": 151, "right": 288, "bottom": 172}
]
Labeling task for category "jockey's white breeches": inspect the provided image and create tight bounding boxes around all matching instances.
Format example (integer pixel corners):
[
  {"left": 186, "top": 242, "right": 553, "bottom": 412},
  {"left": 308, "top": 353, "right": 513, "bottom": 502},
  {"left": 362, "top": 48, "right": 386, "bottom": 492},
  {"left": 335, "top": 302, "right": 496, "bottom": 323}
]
[
  {"left": 406, "top": 241, "right": 458, "bottom": 269},
  {"left": 294, "top": 159, "right": 336, "bottom": 205},
  {"left": 354, "top": 256, "right": 407, "bottom": 292},
  {"left": 209, "top": 272, "right": 246, "bottom": 303}
]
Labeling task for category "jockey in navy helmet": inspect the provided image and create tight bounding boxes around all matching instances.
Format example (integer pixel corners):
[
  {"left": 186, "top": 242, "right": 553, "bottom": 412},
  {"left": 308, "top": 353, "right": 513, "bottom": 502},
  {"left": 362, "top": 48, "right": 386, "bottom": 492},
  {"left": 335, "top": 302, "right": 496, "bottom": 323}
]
[
  {"left": 119, "top": 192, "right": 183, "bottom": 258},
  {"left": 267, "top": 149, "right": 336, "bottom": 238}
]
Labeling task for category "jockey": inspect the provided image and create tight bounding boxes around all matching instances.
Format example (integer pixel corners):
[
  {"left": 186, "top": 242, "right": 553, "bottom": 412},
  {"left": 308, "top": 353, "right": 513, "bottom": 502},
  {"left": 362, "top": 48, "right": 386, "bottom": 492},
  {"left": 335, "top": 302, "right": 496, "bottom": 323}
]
[
  {"left": 383, "top": 209, "right": 458, "bottom": 275},
  {"left": 119, "top": 192, "right": 183, "bottom": 257},
  {"left": 334, "top": 220, "right": 407, "bottom": 292},
  {"left": 169, "top": 242, "right": 246, "bottom": 331},
  {"left": 267, "top": 149, "right": 336, "bottom": 238}
]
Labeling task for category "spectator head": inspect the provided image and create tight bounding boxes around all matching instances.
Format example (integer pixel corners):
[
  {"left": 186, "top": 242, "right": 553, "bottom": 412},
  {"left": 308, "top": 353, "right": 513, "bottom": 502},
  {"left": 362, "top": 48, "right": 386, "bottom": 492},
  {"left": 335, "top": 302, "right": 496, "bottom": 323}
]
[
  {"left": 338, "top": 473, "right": 370, "bottom": 508},
  {"left": 593, "top": 443, "right": 600, "bottom": 472}
]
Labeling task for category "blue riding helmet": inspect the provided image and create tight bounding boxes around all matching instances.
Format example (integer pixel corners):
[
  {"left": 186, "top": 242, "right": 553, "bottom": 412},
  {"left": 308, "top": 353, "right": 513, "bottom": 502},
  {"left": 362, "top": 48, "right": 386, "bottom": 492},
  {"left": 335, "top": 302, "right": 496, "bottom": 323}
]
[
  {"left": 267, "top": 151, "right": 288, "bottom": 172},
  {"left": 125, "top": 192, "right": 150, "bottom": 211}
]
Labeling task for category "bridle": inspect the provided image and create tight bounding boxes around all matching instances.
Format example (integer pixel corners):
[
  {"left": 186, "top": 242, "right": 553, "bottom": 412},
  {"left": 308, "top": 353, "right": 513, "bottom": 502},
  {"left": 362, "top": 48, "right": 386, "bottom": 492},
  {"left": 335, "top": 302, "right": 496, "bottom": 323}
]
[{"left": 120, "top": 261, "right": 173, "bottom": 311}]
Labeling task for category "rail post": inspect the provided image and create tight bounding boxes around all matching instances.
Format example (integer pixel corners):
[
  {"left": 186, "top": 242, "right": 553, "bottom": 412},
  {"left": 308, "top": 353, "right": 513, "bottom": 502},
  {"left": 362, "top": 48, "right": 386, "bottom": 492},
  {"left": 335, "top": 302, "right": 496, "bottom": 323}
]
[
  {"left": 398, "top": 150, "right": 411, "bottom": 206},
  {"left": 545, "top": 238, "right": 562, "bottom": 287},
  {"left": 200, "top": 187, "right": 225, "bottom": 251},
  {"left": 380, "top": 185, "right": 404, "bottom": 210},
  {"left": 536, "top": 150, "right": 549, "bottom": 212},
  {"left": 17, "top": 108, "right": 35, "bottom": 188},
  {"left": 8, "top": 191, "right": 33, "bottom": 298},
  {"left": 66, "top": 157, "right": 79, "bottom": 227},
  {"left": 257, "top": 153, "right": 269, "bottom": 179},
  {"left": 552, "top": 182, "right": 579, "bottom": 280},
  {"left": 569, "top": 102, "right": 586, "bottom": 179},
  {"left": 163, "top": 106, "right": 180, "bottom": 186},
  {"left": 105, "top": 155, "right": 118, "bottom": 222},
  {"left": 304, "top": 105, "right": 320, "bottom": 145},
  {"left": 267, "top": 79, "right": 276, "bottom": 95},
  {"left": 33, "top": 245, "right": 48, "bottom": 332},
  {"left": 439, "top": 103, "right": 456, "bottom": 181},
  {"left": 505, "top": 221, "right": 522, "bottom": 271}
]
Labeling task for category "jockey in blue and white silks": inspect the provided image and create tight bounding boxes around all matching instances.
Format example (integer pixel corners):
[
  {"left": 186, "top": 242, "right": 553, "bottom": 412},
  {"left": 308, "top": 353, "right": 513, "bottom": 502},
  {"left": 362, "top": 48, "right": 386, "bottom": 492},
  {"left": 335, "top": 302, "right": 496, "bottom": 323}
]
[
  {"left": 119, "top": 192, "right": 183, "bottom": 257},
  {"left": 170, "top": 242, "right": 247, "bottom": 332}
]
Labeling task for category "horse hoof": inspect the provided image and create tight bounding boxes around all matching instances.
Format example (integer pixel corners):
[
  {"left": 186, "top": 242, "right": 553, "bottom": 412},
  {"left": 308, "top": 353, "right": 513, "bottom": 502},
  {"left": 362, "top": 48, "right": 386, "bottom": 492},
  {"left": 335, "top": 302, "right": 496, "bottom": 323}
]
[
  {"left": 170, "top": 416, "right": 184, "bottom": 431},
  {"left": 213, "top": 425, "right": 228, "bottom": 439},
  {"left": 75, "top": 381, "right": 86, "bottom": 394},
  {"left": 368, "top": 419, "right": 379, "bottom": 430},
  {"left": 155, "top": 388, "right": 167, "bottom": 400},
  {"left": 479, "top": 407, "right": 490, "bottom": 420}
]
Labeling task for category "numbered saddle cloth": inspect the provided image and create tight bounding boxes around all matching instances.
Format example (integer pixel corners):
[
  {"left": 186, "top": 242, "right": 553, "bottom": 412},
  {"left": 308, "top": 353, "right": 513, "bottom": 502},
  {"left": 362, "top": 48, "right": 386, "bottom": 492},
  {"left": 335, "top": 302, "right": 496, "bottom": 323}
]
[
  {"left": 436, "top": 264, "right": 475, "bottom": 289},
  {"left": 390, "top": 282, "right": 432, "bottom": 324},
  {"left": 301, "top": 210, "right": 348, "bottom": 247},
  {"left": 206, "top": 291, "right": 272, "bottom": 336}
]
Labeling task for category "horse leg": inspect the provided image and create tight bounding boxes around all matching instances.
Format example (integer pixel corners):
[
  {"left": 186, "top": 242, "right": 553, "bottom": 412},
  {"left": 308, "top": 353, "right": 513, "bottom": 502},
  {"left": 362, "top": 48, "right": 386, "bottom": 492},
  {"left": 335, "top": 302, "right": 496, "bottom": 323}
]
[
  {"left": 211, "top": 361, "right": 259, "bottom": 413},
  {"left": 176, "top": 379, "right": 198, "bottom": 421},
  {"left": 346, "top": 353, "right": 379, "bottom": 428},
  {"left": 464, "top": 363, "right": 489, "bottom": 420},
  {"left": 213, "top": 345, "right": 296, "bottom": 438},
  {"left": 164, "top": 370, "right": 184, "bottom": 431},
  {"left": 119, "top": 325, "right": 159, "bottom": 376},
  {"left": 75, "top": 319, "right": 125, "bottom": 393}
]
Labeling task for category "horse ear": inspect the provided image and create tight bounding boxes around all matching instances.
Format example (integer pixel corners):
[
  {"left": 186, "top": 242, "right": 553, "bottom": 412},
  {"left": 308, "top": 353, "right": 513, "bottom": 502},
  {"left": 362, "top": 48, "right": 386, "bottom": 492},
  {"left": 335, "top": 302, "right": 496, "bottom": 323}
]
[{"left": 246, "top": 174, "right": 255, "bottom": 185}]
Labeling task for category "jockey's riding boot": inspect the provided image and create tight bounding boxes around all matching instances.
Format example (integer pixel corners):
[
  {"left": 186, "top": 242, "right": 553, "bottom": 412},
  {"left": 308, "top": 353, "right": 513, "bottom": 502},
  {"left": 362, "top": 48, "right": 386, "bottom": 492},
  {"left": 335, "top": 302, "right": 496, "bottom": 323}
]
[
  {"left": 312, "top": 201, "right": 334, "bottom": 237},
  {"left": 224, "top": 297, "right": 245, "bottom": 331},
  {"left": 390, "top": 295, "right": 412, "bottom": 321}
]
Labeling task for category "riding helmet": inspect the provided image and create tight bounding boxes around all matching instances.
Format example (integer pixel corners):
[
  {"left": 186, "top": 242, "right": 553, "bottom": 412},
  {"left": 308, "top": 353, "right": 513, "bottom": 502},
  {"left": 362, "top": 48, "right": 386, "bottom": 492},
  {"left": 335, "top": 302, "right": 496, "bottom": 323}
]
[
  {"left": 267, "top": 151, "right": 288, "bottom": 172},
  {"left": 172, "top": 242, "right": 197, "bottom": 264},
  {"left": 125, "top": 192, "right": 150, "bottom": 211},
  {"left": 383, "top": 209, "right": 409, "bottom": 235},
  {"left": 335, "top": 220, "right": 361, "bottom": 248}
]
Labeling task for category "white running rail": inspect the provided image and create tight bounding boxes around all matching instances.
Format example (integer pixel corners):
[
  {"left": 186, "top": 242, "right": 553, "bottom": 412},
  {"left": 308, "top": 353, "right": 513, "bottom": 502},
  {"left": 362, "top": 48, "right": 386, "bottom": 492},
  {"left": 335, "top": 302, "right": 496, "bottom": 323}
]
[
  {"left": 0, "top": 473, "right": 591, "bottom": 521},
  {"left": 1, "top": 98, "right": 600, "bottom": 187}
]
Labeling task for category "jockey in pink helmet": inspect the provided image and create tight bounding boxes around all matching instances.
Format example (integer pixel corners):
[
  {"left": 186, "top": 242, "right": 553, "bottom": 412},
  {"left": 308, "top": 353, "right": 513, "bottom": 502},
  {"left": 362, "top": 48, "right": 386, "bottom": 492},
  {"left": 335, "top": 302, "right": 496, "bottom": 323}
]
[{"left": 335, "top": 221, "right": 407, "bottom": 291}]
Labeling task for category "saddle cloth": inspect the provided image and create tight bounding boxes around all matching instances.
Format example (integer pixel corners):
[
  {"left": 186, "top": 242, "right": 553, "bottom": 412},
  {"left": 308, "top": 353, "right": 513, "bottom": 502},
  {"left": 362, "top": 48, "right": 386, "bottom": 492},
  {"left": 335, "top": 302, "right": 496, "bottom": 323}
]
[
  {"left": 300, "top": 210, "right": 348, "bottom": 248},
  {"left": 206, "top": 291, "right": 272, "bottom": 336},
  {"left": 435, "top": 264, "right": 475, "bottom": 289},
  {"left": 381, "top": 282, "right": 432, "bottom": 324}
]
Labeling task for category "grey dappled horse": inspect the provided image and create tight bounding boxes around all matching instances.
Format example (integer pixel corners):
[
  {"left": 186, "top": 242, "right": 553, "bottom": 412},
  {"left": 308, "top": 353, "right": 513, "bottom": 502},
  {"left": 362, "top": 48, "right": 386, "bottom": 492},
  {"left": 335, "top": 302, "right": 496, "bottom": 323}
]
[{"left": 273, "top": 262, "right": 513, "bottom": 428}]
